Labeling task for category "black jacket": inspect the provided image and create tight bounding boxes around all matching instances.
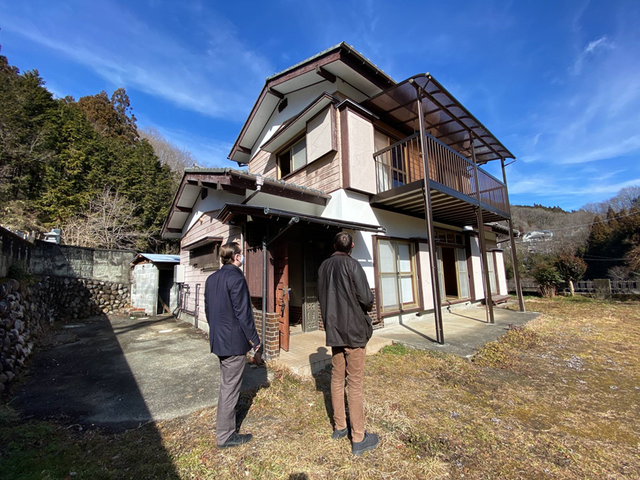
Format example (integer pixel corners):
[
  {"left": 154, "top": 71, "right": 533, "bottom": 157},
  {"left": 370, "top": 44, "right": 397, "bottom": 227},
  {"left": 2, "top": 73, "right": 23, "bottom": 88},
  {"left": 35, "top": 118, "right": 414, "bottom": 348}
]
[
  {"left": 318, "top": 251, "right": 374, "bottom": 348},
  {"left": 204, "top": 264, "right": 260, "bottom": 356}
]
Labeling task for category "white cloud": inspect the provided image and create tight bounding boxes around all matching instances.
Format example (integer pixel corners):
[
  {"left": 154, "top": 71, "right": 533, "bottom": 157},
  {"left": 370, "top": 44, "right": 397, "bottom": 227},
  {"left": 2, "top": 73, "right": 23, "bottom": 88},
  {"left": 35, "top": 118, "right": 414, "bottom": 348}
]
[
  {"left": 571, "top": 35, "right": 615, "bottom": 75},
  {"left": 0, "top": 1, "right": 272, "bottom": 121},
  {"left": 509, "top": 170, "right": 640, "bottom": 198}
]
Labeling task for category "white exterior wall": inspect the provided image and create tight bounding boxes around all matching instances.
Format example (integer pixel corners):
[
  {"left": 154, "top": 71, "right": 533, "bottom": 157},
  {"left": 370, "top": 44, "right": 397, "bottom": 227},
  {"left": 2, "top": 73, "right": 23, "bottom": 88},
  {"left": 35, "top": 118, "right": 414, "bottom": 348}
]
[
  {"left": 346, "top": 111, "right": 376, "bottom": 194},
  {"left": 322, "top": 189, "right": 438, "bottom": 313},
  {"left": 418, "top": 242, "right": 434, "bottom": 311},
  {"left": 469, "top": 235, "right": 484, "bottom": 300},
  {"left": 495, "top": 250, "right": 508, "bottom": 295},
  {"left": 183, "top": 190, "right": 245, "bottom": 235}
]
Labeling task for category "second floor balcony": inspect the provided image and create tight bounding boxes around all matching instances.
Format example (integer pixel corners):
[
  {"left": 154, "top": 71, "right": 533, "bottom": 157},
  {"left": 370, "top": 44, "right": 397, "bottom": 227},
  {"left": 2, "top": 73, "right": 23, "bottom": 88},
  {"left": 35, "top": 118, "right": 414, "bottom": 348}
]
[
  {"left": 371, "top": 130, "right": 509, "bottom": 225},
  {"left": 363, "top": 74, "right": 514, "bottom": 227}
]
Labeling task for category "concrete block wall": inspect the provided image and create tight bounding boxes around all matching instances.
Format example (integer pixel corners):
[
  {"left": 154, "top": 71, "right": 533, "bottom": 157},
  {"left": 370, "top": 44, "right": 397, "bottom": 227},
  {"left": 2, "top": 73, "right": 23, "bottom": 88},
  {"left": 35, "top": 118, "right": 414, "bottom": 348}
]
[
  {"left": 0, "top": 227, "right": 32, "bottom": 278},
  {"left": 131, "top": 264, "right": 159, "bottom": 315},
  {"left": 30, "top": 241, "right": 134, "bottom": 285}
]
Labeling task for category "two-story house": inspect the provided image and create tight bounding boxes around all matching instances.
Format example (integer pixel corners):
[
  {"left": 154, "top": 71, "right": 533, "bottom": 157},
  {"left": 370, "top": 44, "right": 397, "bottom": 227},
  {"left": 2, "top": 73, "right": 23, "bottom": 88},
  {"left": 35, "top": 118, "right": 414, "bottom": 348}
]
[{"left": 161, "top": 42, "right": 525, "bottom": 359}]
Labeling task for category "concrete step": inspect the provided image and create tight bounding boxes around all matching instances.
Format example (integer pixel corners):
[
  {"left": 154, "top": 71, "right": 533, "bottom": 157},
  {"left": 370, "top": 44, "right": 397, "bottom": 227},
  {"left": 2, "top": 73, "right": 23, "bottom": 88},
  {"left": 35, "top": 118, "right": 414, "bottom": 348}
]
[{"left": 277, "top": 335, "right": 394, "bottom": 378}]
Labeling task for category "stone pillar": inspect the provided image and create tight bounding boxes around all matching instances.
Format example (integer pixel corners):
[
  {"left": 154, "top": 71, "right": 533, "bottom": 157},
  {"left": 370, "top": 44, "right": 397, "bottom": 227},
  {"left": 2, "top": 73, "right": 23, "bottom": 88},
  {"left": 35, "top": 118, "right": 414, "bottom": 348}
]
[{"left": 594, "top": 279, "right": 612, "bottom": 299}]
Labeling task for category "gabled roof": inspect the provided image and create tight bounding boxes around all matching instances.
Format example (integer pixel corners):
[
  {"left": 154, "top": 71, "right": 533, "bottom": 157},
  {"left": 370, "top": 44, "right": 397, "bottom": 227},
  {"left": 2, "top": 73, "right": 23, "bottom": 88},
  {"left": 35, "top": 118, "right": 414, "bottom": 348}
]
[
  {"left": 228, "top": 42, "right": 395, "bottom": 164},
  {"left": 161, "top": 168, "right": 332, "bottom": 239}
]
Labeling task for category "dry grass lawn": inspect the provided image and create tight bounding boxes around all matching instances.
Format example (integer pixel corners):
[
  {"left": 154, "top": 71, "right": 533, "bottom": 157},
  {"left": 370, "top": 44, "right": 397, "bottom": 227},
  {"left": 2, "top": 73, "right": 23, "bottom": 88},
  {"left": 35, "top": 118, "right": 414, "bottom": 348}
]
[{"left": 1, "top": 296, "right": 639, "bottom": 479}]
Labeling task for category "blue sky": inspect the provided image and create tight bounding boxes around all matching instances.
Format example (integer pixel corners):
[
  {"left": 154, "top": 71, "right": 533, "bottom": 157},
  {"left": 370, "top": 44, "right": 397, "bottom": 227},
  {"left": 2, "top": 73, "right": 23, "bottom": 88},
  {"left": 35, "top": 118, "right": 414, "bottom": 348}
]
[{"left": 1, "top": 0, "right": 639, "bottom": 210}]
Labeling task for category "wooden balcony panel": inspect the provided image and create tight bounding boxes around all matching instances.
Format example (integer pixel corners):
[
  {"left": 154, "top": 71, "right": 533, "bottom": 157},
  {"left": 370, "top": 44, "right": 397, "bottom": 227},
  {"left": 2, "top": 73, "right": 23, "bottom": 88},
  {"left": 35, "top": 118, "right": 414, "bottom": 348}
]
[{"left": 372, "top": 131, "right": 510, "bottom": 224}]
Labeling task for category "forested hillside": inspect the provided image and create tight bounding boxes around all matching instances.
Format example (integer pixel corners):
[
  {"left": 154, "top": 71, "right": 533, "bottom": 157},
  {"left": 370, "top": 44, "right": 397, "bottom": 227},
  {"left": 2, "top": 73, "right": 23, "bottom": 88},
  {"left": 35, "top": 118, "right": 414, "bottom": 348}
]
[
  {"left": 507, "top": 187, "right": 640, "bottom": 285},
  {"left": 0, "top": 49, "right": 190, "bottom": 252}
]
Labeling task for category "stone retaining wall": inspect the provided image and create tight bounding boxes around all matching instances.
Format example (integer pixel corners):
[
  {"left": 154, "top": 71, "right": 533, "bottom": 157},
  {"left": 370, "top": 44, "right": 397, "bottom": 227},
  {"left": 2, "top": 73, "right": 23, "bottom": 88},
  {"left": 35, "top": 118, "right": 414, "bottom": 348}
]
[{"left": 0, "top": 276, "right": 129, "bottom": 394}]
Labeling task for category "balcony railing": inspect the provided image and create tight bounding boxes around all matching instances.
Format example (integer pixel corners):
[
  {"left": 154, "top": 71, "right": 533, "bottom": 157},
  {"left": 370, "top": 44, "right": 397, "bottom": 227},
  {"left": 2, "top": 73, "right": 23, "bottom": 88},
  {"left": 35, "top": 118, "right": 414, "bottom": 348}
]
[{"left": 374, "top": 131, "right": 508, "bottom": 213}]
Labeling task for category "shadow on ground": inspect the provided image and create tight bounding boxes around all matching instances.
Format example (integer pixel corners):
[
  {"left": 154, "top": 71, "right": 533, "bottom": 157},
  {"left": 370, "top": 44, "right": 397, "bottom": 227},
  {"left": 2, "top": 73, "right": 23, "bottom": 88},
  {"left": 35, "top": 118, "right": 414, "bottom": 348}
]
[{"left": 9, "top": 313, "right": 180, "bottom": 478}]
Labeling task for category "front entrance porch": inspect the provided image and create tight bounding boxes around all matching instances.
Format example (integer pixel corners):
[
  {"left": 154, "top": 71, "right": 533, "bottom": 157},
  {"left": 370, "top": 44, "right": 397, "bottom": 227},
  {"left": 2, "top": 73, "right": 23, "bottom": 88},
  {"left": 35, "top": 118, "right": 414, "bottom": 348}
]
[{"left": 272, "top": 302, "right": 539, "bottom": 376}]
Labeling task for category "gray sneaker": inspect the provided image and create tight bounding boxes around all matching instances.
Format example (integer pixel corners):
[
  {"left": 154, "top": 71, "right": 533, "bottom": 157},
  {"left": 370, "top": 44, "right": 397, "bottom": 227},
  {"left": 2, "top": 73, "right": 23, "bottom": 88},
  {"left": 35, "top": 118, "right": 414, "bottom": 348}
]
[
  {"left": 218, "top": 432, "right": 253, "bottom": 449},
  {"left": 331, "top": 427, "right": 348, "bottom": 440},
  {"left": 352, "top": 432, "right": 379, "bottom": 455}
]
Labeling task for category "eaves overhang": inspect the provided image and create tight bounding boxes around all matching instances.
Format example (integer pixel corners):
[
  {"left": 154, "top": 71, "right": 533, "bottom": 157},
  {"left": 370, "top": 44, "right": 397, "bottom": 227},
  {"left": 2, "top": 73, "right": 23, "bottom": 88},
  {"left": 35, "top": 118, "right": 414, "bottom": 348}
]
[
  {"left": 261, "top": 92, "right": 339, "bottom": 153},
  {"left": 217, "top": 203, "right": 386, "bottom": 234},
  {"left": 228, "top": 42, "right": 396, "bottom": 164},
  {"left": 161, "top": 169, "right": 331, "bottom": 239}
]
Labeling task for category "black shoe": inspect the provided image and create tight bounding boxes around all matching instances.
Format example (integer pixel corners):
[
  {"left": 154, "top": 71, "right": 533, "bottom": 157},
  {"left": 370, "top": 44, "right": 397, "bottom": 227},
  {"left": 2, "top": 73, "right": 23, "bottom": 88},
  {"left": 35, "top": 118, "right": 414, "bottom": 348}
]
[
  {"left": 352, "top": 432, "right": 379, "bottom": 456},
  {"left": 331, "top": 427, "right": 348, "bottom": 440},
  {"left": 218, "top": 432, "right": 253, "bottom": 449}
]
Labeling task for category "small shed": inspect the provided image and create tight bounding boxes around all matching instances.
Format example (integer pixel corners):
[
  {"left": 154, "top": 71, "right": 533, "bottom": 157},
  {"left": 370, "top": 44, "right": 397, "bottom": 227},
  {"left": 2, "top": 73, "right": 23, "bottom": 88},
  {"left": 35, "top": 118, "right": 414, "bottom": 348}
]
[{"left": 130, "top": 253, "right": 180, "bottom": 316}]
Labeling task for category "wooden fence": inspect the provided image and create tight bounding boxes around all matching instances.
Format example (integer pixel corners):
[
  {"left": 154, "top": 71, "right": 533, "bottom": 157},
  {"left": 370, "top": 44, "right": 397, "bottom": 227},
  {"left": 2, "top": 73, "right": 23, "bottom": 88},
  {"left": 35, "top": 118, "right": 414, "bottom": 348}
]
[
  {"left": 574, "top": 280, "right": 640, "bottom": 294},
  {"left": 508, "top": 279, "right": 640, "bottom": 295}
]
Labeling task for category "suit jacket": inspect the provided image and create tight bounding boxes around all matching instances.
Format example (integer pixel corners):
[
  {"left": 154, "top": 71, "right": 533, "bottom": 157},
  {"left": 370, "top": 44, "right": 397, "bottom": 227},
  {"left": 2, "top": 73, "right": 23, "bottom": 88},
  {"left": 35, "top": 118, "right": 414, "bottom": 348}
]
[
  {"left": 318, "top": 251, "right": 374, "bottom": 348},
  {"left": 204, "top": 264, "right": 260, "bottom": 356}
]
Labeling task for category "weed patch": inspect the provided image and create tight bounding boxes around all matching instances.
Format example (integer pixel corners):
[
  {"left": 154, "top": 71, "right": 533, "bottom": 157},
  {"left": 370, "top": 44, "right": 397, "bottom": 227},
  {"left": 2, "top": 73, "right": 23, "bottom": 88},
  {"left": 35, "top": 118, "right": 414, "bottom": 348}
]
[
  {"left": 2, "top": 297, "right": 639, "bottom": 479},
  {"left": 380, "top": 343, "right": 408, "bottom": 355}
]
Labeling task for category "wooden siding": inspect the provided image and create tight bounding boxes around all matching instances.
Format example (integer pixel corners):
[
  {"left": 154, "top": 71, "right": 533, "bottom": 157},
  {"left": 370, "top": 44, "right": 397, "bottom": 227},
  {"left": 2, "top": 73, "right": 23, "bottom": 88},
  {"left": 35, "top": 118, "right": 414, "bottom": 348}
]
[
  {"left": 249, "top": 149, "right": 277, "bottom": 178},
  {"left": 285, "top": 151, "right": 341, "bottom": 193},
  {"left": 248, "top": 141, "right": 341, "bottom": 194},
  {"left": 179, "top": 211, "right": 241, "bottom": 322}
]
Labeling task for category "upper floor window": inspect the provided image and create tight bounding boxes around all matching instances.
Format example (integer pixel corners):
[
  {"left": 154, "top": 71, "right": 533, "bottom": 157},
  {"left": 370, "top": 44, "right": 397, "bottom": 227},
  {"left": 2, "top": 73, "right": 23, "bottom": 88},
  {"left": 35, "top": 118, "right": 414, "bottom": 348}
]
[{"left": 277, "top": 137, "right": 307, "bottom": 178}]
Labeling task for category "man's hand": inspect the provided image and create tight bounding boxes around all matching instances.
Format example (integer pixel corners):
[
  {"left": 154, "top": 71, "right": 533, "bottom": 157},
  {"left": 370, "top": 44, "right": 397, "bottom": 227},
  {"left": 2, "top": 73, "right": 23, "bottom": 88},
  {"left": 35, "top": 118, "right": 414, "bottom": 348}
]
[{"left": 252, "top": 350, "right": 263, "bottom": 366}]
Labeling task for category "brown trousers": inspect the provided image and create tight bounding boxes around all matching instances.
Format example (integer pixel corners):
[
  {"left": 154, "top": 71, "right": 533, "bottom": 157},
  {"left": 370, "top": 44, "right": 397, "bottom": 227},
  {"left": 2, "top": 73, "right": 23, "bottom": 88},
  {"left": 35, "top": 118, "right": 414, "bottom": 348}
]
[{"left": 331, "top": 346, "right": 366, "bottom": 443}]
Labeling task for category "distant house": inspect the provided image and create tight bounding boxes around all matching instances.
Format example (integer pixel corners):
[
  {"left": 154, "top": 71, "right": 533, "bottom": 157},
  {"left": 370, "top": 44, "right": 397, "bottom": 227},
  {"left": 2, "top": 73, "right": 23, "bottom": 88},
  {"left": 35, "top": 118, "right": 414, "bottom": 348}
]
[
  {"left": 522, "top": 230, "right": 553, "bottom": 242},
  {"left": 161, "top": 43, "right": 525, "bottom": 359}
]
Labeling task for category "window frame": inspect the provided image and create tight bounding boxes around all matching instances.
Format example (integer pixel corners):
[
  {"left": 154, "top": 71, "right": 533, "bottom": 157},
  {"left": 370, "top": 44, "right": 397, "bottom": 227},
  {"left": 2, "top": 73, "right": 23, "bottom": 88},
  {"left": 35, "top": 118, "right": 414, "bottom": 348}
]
[
  {"left": 188, "top": 241, "right": 221, "bottom": 271},
  {"left": 277, "top": 135, "right": 307, "bottom": 179},
  {"left": 374, "top": 129, "right": 408, "bottom": 192},
  {"left": 374, "top": 236, "right": 421, "bottom": 318}
]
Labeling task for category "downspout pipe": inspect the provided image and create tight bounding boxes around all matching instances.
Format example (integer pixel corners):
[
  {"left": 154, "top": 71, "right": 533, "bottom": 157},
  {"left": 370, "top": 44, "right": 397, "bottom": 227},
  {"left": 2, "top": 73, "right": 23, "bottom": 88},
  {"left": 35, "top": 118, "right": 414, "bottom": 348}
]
[
  {"left": 242, "top": 175, "right": 264, "bottom": 205},
  {"left": 261, "top": 215, "right": 299, "bottom": 357}
]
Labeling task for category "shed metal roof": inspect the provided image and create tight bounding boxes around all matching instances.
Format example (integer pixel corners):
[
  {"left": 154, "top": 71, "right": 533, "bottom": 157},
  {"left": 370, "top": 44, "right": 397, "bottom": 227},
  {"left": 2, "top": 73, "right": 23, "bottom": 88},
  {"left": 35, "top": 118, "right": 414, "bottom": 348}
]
[{"left": 131, "top": 253, "right": 180, "bottom": 265}]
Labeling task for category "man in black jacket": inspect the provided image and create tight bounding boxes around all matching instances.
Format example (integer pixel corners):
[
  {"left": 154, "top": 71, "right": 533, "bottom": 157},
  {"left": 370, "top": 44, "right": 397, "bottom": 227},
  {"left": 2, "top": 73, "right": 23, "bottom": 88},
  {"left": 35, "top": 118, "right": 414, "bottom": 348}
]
[
  {"left": 205, "top": 241, "right": 261, "bottom": 449},
  {"left": 318, "top": 232, "right": 379, "bottom": 455}
]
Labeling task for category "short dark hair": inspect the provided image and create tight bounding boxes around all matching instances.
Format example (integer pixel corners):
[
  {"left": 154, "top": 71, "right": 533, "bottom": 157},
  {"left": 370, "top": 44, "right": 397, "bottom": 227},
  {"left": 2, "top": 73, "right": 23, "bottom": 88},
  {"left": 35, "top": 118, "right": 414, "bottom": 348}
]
[
  {"left": 220, "top": 242, "right": 241, "bottom": 265},
  {"left": 334, "top": 232, "right": 353, "bottom": 253}
]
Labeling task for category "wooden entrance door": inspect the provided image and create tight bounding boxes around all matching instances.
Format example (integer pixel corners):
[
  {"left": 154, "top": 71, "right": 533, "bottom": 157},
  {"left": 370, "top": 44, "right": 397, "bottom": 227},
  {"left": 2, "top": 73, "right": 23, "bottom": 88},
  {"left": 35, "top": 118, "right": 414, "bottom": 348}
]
[{"left": 274, "top": 239, "right": 290, "bottom": 351}]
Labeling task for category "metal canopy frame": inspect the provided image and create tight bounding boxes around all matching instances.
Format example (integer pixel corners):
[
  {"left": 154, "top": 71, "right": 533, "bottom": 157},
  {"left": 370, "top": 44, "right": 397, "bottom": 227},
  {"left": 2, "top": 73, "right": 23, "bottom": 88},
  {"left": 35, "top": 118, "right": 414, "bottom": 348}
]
[
  {"left": 363, "top": 74, "right": 515, "bottom": 164},
  {"left": 374, "top": 76, "right": 526, "bottom": 342}
]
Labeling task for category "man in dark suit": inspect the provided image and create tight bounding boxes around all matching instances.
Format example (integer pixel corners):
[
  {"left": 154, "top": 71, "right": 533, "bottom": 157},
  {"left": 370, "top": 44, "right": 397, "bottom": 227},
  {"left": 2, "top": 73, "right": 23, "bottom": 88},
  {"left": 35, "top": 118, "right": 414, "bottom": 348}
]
[
  {"left": 205, "top": 241, "right": 261, "bottom": 449},
  {"left": 318, "top": 232, "right": 379, "bottom": 456}
]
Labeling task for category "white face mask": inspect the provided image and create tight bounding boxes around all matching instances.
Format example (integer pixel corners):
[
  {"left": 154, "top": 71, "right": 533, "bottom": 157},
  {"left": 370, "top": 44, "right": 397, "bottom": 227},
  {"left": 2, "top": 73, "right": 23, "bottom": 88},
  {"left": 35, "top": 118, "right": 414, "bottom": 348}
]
[{"left": 237, "top": 254, "right": 244, "bottom": 266}]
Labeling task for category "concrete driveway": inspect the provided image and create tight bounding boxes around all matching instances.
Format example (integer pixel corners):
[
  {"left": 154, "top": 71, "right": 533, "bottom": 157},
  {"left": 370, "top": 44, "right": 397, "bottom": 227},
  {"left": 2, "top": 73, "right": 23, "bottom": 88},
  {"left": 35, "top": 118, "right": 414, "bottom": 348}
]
[{"left": 13, "top": 314, "right": 268, "bottom": 431}]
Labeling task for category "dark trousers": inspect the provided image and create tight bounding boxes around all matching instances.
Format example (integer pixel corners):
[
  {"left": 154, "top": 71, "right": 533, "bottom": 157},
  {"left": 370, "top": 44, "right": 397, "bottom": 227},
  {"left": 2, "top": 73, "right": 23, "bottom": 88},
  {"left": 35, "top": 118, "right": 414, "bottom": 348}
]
[
  {"left": 331, "top": 346, "right": 366, "bottom": 443},
  {"left": 216, "top": 355, "right": 246, "bottom": 445}
]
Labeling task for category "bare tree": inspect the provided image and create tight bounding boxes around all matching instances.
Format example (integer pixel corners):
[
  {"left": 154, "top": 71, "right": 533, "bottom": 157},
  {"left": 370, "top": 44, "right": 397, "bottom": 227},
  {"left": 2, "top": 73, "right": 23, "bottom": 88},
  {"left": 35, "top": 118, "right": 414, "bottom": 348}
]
[
  {"left": 139, "top": 126, "right": 198, "bottom": 175},
  {"left": 62, "top": 187, "right": 144, "bottom": 250},
  {"left": 583, "top": 185, "right": 640, "bottom": 215}
]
